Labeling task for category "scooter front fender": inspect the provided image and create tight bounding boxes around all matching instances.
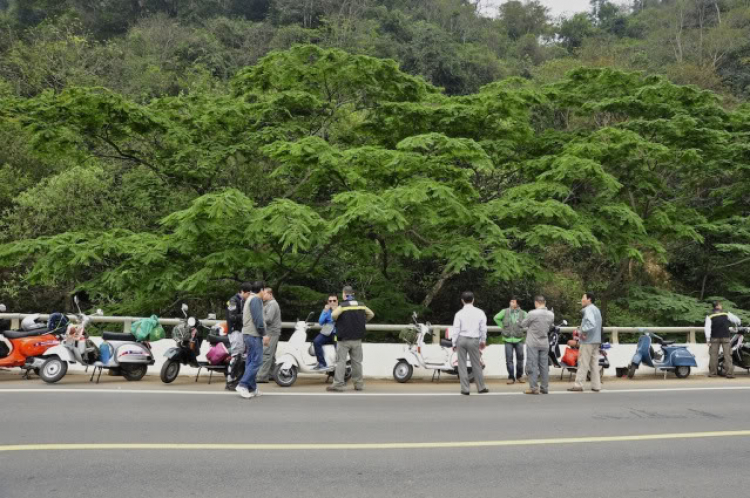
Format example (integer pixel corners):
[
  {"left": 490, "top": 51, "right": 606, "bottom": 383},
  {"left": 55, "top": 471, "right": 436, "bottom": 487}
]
[
  {"left": 164, "top": 347, "right": 184, "bottom": 361},
  {"left": 43, "top": 345, "right": 74, "bottom": 362},
  {"left": 397, "top": 352, "right": 421, "bottom": 367},
  {"left": 277, "top": 353, "right": 299, "bottom": 371},
  {"left": 670, "top": 348, "right": 698, "bottom": 367}
]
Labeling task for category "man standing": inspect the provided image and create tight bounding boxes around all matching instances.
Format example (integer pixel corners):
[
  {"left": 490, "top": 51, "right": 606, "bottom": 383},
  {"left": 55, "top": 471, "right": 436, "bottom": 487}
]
[
  {"left": 568, "top": 292, "right": 602, "bottom": 393},
  {"left": 520, "top": 296, "right": 554, "bottom": 395},
  {"left": 236, "top": 281, "right": 269, "bottom": 399},
  {"left": 327, "top": 286, "right": 374, "bottom": 392},
  {"left": 451, "top": 291, "right": 489, "bottom": 395},
  {"left": 706, "top": 300, "right": 741, "bottom": 378},
  {"left": 257, "top": 287, "right": 282, "bottom": 383},
  {"left": 494, "top": 298, "right": 527, "bottom": 385},
  {"left": 225, "top": 282, "right": 251, "bottom": 391}
]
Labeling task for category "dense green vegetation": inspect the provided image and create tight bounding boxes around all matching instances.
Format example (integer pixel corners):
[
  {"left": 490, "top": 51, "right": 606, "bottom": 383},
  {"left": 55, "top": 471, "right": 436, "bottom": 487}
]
[{"left": 0, "top": 1, "right": 749, "bottom": 327}]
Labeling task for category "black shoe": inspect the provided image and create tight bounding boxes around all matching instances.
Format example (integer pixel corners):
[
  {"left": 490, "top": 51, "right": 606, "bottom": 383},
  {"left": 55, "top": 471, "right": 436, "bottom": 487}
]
[
  {"left": 461, "top": 391, "right": 470, "bottom": 395},
  {"left": 257, "top": 379, "right": 269, "bottom": 384},
  {"left": 478, "top": 388, "right": 489, "bottom": 394}
]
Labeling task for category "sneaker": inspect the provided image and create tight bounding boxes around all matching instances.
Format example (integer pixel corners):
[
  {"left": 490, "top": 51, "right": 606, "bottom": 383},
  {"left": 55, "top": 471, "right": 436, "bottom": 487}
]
[
  {"left": 567, "top": 386, "right": 583, "bottom": 392},
  {"left": 540, "top": 389, "right": 549, "bottom": 394},
  {"left": 478, "top": 388, "right": 489, "bottom": 394},
  {"left": 314, "top": 365, "right": 328, "bottom": 371},
  {"left": 460, "top": 391, "right": 470, "bottom": 395},
  {"left": 591, "top": 389, "right": 601, "bottom": 393},
  {"left": 354, "top": 385, "right": 364, "bottom": 391},
  {"left": 517, "top": 377, "right": 525, "bottom": 384},
  {"left": 249, "top": 389, "right": 261, "bottom": 398},
  {"left": 506, "top": 379, "right": 515, "bottom": 385},
  {"left": 726, "top": 375, "right": 735, "bottom": 379},
  {"left": 524, "top": 389, "right": 539, "bottom": 395},
  {"left": 236, "top": 386, "right": 252, "bottom": 399},
  {"left": 326, "top": 386, "right": 344, "bottom": 392}
]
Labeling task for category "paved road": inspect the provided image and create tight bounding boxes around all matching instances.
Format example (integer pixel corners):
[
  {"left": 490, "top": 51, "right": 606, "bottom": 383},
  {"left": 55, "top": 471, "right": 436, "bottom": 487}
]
[{"left": 1, "top": 375, "right": 749, "bottom": 497}]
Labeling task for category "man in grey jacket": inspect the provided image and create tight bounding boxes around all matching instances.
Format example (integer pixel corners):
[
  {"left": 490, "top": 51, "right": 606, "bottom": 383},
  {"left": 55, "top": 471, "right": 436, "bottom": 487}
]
[
  {"left": 257, "top": 287, "right": 282, "bottom": 383},
  {"left": 236, "top": 281, "right": 269, "bottom": 399},
  {"left": 568, "top": 292, "right": 602, "bottom": 392},
  {"left": 520, "top": 296, "right": 554, "bottom": 395}
]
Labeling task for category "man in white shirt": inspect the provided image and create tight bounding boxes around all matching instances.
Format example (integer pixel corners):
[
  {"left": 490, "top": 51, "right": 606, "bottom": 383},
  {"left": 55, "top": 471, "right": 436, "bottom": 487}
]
[{"left": 451, "top": 291, "right": 489, "bottom": 395}]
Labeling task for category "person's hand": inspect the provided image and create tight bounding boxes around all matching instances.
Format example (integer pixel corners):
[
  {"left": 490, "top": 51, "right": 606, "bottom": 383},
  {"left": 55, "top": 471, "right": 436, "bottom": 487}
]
[
  {"left": 479, "top": 342, "right": 486, "bottom": 351},
  {"left": 263, "top": 336, "right": 270, "bottom": 347},
  {"left": 324, "top": 304, "right": 330, "bottom": 311}
]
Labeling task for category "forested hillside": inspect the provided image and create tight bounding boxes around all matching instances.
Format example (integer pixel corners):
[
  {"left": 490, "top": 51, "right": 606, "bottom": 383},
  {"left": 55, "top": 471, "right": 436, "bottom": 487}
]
[{"left": 0, "top": 0, "right": 749, "bottom": 327}]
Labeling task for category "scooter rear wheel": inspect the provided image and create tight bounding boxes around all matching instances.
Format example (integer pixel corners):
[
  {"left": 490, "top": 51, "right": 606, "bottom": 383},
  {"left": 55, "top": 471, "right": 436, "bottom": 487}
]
[
  {"left": 122, "top": 364, "right": 148, "bottom": 381},
  {"left": 40, "top": 356, "right": 68, "bottom": 384},
  {"left": 160, "top": 359, "right": 180, "bottom": 384},
  {"left": 674, "top": 366, "right": 690, "bottom": 379}
]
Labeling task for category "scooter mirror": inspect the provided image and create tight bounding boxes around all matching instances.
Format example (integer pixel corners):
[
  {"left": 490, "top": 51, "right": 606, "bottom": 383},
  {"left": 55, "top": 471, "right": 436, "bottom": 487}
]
[
  {"left": 562, "top": 320, "right": 568, "bottom": 326},
  {"left": 74, "top": 296, "right": 80, "bottom": 305},
  {"left": 96, "top": 309, "right": 104, "bottom": 316},
  {"left": 207, "top": 313, "right": 216, "bottom": 320},
  {"left": 0, "top": 304, "right": 6, "bottom": 312},
  {"left": 181, "top": 303, "right": 188, "bottom": 313},
  {"left": 188, "top": 317, "right": 196, "bottom": 327}
]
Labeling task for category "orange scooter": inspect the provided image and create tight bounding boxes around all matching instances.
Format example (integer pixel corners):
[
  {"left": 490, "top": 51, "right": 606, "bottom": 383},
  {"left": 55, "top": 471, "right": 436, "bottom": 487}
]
[{"left": 0, "top": 305, "right": 67, "bottom": 378}]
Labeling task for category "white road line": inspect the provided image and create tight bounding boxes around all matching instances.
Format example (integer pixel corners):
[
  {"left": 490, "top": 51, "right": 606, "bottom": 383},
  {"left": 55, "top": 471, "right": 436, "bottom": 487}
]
[{"left": 0, "top": 386, "right": 749, "bottom": 396}]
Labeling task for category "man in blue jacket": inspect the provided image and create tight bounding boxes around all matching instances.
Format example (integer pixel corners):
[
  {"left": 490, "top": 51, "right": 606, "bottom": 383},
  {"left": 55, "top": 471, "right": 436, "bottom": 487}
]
[
  {"left": 568, "top": 292, "right": 602, "bottom": 393},
  {"left": 314, "top": 294, "right": 338, "bottom": 370}
]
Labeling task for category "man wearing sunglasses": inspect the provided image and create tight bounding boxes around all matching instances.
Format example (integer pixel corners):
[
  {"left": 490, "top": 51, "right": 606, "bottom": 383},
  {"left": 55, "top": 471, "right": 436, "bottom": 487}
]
[{"left": 313, "top": 294, "right": 339, "bottom": 370}]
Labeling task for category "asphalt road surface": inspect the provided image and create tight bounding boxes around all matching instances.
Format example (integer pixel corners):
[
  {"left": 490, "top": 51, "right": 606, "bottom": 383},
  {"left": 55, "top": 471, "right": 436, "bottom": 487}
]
[{"left": 1, "top": 375, "right": 749, "bottom": 498}]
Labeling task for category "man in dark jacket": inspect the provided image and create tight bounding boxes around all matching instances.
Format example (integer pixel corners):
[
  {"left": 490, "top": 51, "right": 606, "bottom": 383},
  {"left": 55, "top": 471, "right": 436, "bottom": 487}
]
[
  {"left": 326, "top": 286, "right": 374, "bottom": 392},
  {"left": 706, "top": 300, "right": 741, "bottom": 378},
  {"left": 225, "top": 282, "right": 252, "bottom": 391}
]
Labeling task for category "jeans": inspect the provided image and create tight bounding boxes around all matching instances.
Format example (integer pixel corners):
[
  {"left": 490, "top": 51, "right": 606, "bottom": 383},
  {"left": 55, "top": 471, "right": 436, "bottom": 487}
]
[
  {"left": 574, "top": 342, "right": 601, "bottom": 390},
  {"left": 709, "top": 337, "right": 733, "bottom": 376},
  {"left": 238, "top": 335, "right": 263, "bottom": 391},
  {"left": 257, "top": 334, "right": 280, "bottom": 381},
  {"left": 504, "top": 341, "right": 525, "bottom": 380},
  {"left": 332, "top": 340, "right": 363, "bottom": 389},
  {"left": 525, "top": 346, "right": 549, "bottom": 392},
  {"left": 457, "top": 336, "right": 486, "bottom": 394},
  {"left": 313, "top": 333, "right": 335, "bottom": 367}
]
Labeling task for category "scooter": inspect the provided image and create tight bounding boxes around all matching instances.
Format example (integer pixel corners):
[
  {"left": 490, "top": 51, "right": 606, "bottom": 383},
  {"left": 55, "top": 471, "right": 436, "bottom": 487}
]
[
  {"left": 160, "top": 304, "right": 227, "bottom": 384},
  {"left": 718, "top": 327, "right": 750, "bottom": 376},
  {"left": 556, "top": 329, "right": 612, "bottom": 381},
  {"left": 40, "top": 296, "right": 155, "bottom": 383},
  {"left": 547, "top": 320, "right": 567, "bottom": 369},
  {"left": 0, "top": 306, "right": 67, "bottom": 378},
  {"left": 627, "top": 329, "right": 697, "bottom": 379},
  {"left": 393, "top": 312, "right": 484, "bottom": 383},
  {"left": 273, "top": 312, "right": 351, "bottom": 387}
]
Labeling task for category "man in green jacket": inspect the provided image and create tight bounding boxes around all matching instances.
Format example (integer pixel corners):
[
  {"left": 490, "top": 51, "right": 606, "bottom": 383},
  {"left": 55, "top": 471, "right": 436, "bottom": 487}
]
[{"left": 494, "top": 298, "right": 527, "bottom": 384}]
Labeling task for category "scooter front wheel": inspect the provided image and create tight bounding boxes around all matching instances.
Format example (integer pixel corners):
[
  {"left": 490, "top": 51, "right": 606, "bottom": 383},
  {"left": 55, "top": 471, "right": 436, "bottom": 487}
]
[
  {"left": 627, "top": 363, "right": 637, "bottom": 379},
  {"left": 40, "top": 356, "right": 68, "bottom": 384},
  {"left": 160, "top": 360, "right": 180, "bottom": 384},
  {"left": 273, "top": 364, "right": 297, "bottom": 387},
  {"left": 393, "top": 361, "right": 414, "bottom": 383},
  {"left": 674, "top": 366, "right": 690, "bottom": 378}
]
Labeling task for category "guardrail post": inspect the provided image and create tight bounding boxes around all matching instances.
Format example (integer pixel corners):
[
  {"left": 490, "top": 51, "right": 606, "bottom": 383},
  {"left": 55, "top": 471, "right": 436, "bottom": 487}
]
[
  {"left": 688, "top": 330, "right": 697, "bottom": 344},
  {"left": 610, "top": 328, "right": 619, "bottom": 345},
  {"left": 431, "top": 326, "right": 439, "bottom": 344},
  {"left": 123, "top": 320, "right": 132, "bottom": 334},
  {"left": 11, "top": 318, "right": 19, "bottom": 330}
]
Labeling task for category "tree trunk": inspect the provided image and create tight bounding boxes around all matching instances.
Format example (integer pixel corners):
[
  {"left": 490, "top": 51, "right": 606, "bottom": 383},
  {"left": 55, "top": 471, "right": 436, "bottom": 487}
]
[{"left": 421, "top": 267, "right": 457, "bottom": 310}]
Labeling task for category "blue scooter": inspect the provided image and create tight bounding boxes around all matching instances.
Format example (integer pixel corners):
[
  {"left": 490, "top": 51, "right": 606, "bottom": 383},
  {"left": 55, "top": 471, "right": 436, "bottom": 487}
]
[{"left": 627, "top": 329, "right": 697, "bottom": 379}]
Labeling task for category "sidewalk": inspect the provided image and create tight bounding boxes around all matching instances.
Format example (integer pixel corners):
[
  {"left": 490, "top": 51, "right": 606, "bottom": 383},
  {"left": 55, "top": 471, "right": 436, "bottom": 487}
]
[{"left": 2, "top": 368, "right": 749, "bottom": 393}]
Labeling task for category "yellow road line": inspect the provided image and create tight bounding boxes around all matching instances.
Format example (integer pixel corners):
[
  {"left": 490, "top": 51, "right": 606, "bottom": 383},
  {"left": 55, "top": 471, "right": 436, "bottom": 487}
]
[{"left": 2, "top": 430, "right": 750, "bottom": 452}]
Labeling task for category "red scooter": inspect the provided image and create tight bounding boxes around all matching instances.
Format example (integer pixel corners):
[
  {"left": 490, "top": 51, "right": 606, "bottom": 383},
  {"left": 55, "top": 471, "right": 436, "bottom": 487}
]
[{"left": 0, "top": 306, "right": 68, "bottom": 378}]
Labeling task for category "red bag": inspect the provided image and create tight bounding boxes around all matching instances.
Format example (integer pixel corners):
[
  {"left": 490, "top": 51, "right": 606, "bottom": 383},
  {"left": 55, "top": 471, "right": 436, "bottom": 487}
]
[
  {"left": 206, "top": 342, "right": 230, "bottom": 365},
  {"left": 561, "top": 347, "right": 579, "bottom": 367}
]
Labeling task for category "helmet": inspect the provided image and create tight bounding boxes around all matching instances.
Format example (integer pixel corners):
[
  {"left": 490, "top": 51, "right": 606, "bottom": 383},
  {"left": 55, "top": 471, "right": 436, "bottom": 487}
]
[{"left": 21, "top": 314, "right": 41, "bottom": 330}]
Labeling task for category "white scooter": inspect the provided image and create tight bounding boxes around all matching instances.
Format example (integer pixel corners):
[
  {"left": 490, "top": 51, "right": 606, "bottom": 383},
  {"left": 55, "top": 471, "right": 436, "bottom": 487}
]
[
  {"left": 393, "top": 312, "right": 484, "bottom": 383},
  {"left": 273, "top": 312, "right": 351, "bottom": 387},
  {"left": 40, "top": 296, "right": 155, "bottom": 383}
]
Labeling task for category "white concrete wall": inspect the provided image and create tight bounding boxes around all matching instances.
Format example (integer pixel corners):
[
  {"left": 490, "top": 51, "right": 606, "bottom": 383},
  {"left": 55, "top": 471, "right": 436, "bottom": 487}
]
[{"left": 64, "top": 338, "right": 714, "bottom": 381}]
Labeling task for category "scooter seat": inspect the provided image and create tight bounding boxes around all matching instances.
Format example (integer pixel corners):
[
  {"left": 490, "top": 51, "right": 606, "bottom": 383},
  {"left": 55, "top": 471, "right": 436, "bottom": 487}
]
[
  {"left": 102, "top": 331, "right": 137, "bottom": 342},
  {"left": 660, "top": 339, "right": 676, "bottom": 346},
  {"left": 440, "top": 338, "right": 453, "bottom": 348},
  {"left": 3, "top": 328, "right": 50, "bottom": 339},
  {"left": 207, "top": 334, "right": 229, "bottom": 346}
]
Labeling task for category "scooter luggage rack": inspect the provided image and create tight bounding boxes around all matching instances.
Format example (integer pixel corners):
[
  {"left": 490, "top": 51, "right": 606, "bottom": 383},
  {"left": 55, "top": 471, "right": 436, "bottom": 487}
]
[{"left": 194, "top": 363, "right": 228, "bottom": 384}]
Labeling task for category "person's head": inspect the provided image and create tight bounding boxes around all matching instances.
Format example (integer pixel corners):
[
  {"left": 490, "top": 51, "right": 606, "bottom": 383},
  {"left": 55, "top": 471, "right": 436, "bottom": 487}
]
[
  {"left": 239, "top": 282, "right": 253, "bottom": 299},
  {"left": 250, "top": 281, "right": 265, "bottom": 297},
  {"left": 461, "top": 291, "right": 475, "bottom": 305},
  {"left": 713, "top": 300, "right": 723, "bottom": 311},
  {"left": 342, "top": 285, "right": 354, "bottom": 301},
  {"left": 534, "top": 295, "right": 546, "bottom": 309},
  {"left": 581, "top": 292, "right": 595, "bottom": 307},
  {"left": 509, "top": 297, "right": 519, "bottom": 309},
  {"left": 327, "top": 293, "right": 339, "bottom": 308},
  {"left": 262, "top": 287, "right": 274, "bottom": 302}
]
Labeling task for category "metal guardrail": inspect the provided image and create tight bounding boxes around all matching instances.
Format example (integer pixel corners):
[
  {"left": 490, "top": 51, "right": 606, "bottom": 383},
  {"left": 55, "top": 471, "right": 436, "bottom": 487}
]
[{"left": 0, "top": 313, "right": 706, "bottom": 344}]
